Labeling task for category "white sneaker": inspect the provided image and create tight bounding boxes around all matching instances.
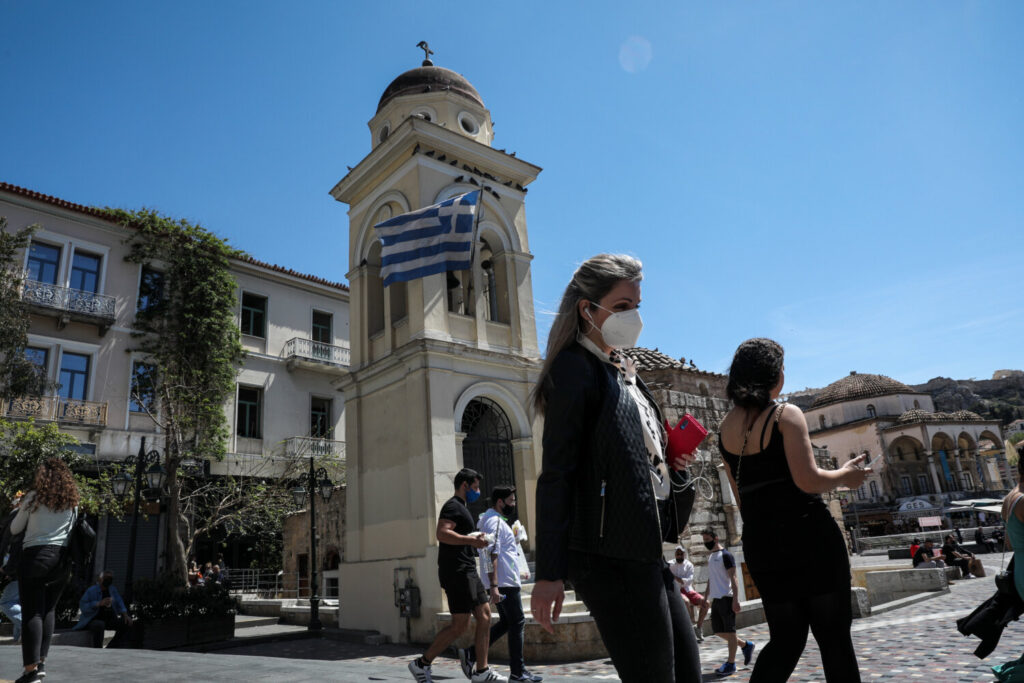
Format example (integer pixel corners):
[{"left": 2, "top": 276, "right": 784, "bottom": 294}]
[
  {"left": 471, "top": 667, "right": 508, "bottom": 682},
  {"left": 408, "top": 657, "right": 434, "bottom": 682}
]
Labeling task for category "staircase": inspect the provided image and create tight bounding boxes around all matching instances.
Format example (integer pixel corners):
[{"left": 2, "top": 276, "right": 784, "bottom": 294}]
[{"left": 436, "top": 562, "right": 608, "bottom": 662}]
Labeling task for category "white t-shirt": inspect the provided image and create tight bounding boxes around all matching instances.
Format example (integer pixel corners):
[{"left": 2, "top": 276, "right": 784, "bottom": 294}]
[
  {"left": 706, "top": 548, "right": 736, "bottom": 600},
  {"left": 669, "top": 558, "right": 694, "bottom": 591},
  {"left": 477, "top": 509, "right": 521, "bottom": 589}
]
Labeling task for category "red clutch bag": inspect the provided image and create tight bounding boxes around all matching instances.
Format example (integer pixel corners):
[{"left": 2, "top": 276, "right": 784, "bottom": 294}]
[{"left": 665, "top": 413, "right": 708, "bottom": 462}]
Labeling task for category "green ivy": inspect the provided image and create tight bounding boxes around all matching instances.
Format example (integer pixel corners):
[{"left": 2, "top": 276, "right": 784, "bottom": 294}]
[{"left": 0, "top": 218, "right": 51, "bottom": 400}]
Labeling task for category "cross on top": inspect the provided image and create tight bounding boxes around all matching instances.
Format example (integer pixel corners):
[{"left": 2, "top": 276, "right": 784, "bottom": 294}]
[{"left": 416, "top": 41, "right": 434, "bottom": 66}]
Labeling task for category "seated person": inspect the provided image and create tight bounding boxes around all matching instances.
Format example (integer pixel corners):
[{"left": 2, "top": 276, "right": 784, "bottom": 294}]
[
  {"left": 913, "top": 539, "right": 946, "bottom": 569},
  {"left": 669, "top": 546, "right": 705, "bottom": 616},
  {"left": 941, "top": 534, "right": 974, "bottom": 578},
  {"left": 72, "top": 571, "right": 134, "bottom": 648},
  {"left": 975, "top": 526, "right": 998, "bottom": 554},
  {"left": 909, "top": 539, "right": 921, "bottom": 564}
]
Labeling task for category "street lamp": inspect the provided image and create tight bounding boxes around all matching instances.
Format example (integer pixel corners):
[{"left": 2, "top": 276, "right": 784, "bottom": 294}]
[
  {"left": 289, "top": 457, "right": 334, "bottom": 631},
  {"left": 112, "top": 436, "right": 164, "bottom": 603}
]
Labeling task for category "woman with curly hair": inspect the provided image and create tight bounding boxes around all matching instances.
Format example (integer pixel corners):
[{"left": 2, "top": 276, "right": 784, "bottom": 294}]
[
  {"left": 718, "top": 338, "right": 869, "bottom": 682},
  {"left": 9, "top": 458, "right": 80, "bottom": 683}
]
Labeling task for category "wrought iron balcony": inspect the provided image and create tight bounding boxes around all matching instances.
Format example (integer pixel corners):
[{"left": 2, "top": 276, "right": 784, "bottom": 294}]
[
  {"left": 1, "top": 395, "right": 108, "bottom": 427},
  {"left": 21, "top": 279, "right": 116, "bottom": 332},
  {"left": 283, "top": 337, "right": 350, "bottom": 373},
  {"left": 284, "top": 436, "right": 346, "bottom": 459}
]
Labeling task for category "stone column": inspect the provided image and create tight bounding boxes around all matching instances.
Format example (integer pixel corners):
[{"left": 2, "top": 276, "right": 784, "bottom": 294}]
[
  {"left": 954, "top": 456, "right": 965, "bottom": 491},
  {"left": 926, "top": 452, "right": 943, "bottom": 495}
]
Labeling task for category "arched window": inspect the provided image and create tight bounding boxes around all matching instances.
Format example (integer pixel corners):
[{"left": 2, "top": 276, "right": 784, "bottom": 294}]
[
  {"left": 913, "top": 400, "right": 920, "bottom": 409},
  {"left": 819, "top": 415, "right": 827, "bottom": 430},
  {"left": 699, "top": 383, "right": 710, "bottom": 397},
  {"left": 366, "top": 241, "right": 384, "bottom": 337},
  {"left": 895, "top": 446, "right": 903, "bottom": 460},
  {"left": 479, "top": 238, "right": 509, "bottom": 324},
  {"left": 866, "top": 404, "right": 876, "bottom": 418},
  {"left": 460, "top": 398, "right": 514, "bottom": 519},
  {"left": 389, "top": 280, "right": 407, "bottom": 324}
]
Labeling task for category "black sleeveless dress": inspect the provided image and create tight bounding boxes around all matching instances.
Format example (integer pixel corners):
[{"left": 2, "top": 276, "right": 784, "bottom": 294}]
[{"left": 720, "top": 405, "right": 851, "bottom": 601}]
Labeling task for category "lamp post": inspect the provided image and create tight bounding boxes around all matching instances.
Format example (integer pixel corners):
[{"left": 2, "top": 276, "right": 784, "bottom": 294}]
[
  {"left": 112, "top": 437, "right": 166, "bottom": 604},
  {"left": 290, "top": 457, "right": 334, "bottom": 631}
]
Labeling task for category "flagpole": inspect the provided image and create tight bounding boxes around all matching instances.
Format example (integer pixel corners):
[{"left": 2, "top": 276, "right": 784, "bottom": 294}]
[{"left": 467, "top": 189, "right": 484, "bottom": 268}]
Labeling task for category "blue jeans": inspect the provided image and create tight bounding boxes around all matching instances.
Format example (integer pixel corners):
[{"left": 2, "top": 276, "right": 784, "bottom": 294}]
[
  {"left": 0, "top": 580, "right": 21, "bottom": 642},
  {"left": 468, "top": 587, "right": 527, "bottom": 677}
]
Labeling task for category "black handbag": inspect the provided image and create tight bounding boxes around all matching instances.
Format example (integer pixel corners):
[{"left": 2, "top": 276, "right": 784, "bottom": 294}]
[{"left": 996, "top": 556, "right": 1017, "bottom": 597}]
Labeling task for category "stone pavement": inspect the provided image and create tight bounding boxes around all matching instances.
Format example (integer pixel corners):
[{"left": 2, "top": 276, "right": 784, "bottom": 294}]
[{"left": 0, "top": 552, "right": 1021, "bottom": 681}]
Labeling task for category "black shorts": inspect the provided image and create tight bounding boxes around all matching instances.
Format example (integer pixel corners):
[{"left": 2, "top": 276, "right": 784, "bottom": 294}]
[
  {"left": 439, "top": 570, "right": 488, "bottom": 614},
  {"left": 711, "top": 597, "right": 736, "bottom": 633}
]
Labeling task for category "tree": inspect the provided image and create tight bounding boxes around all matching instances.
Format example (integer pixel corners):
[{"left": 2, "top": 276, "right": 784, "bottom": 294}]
[
  {"left": 0, "top": 217, "right": 50, "bottom": 400},
  {"left": 108, "top": 208, "right": 246, "bottom": 584}
]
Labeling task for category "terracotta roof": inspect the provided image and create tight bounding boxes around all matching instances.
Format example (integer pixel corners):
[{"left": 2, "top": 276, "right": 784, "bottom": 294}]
[
  {"left": 622, "top": 347, "right": 721, "bottom": 376},
  {"left": 895, "top": 409, "right": 987, "bottom": 425},
  {"left": 810, "top": 371, "right": 917, "bottom": 408},
  {"left": 0, "top": 181, "right": 348, "bottom": 291}
]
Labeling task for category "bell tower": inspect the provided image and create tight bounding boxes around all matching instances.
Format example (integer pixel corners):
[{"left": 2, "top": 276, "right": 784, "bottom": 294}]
[{"left": 330, "top": 47, "right": 542, "bottom": 642}]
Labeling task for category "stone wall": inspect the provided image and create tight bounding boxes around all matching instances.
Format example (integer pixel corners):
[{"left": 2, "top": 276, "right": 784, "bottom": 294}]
[{"left": 282, "top": 486, "right": 346, "bottom": 595}]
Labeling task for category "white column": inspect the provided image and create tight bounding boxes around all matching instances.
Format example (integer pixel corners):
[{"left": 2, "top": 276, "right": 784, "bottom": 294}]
[{"left": 927, "top": 453, "right": 942, "bottom": 495}]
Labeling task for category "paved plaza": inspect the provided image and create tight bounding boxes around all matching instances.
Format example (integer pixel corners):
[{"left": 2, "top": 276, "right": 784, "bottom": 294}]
[{"left": 1, "top": 553, "right": 1022, "bottom": 681}]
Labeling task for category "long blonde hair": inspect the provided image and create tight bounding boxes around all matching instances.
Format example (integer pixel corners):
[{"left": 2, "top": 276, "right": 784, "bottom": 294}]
[{"left": 532, "top": 254, "right": 643, "bottom": 413}]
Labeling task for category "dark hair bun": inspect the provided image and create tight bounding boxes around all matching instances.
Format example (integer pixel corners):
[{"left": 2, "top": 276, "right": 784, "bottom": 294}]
[{"left": 727, "top": 338, "right": 784, "bottom": 410}]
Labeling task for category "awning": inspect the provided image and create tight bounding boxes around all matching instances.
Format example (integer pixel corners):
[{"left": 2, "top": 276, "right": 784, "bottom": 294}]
[
  {"left": 977, "top": 505, "right": 1004, "bottom": 514},
  {"left": 954, "top": 498, "right": 1003, "bottom": 507}
]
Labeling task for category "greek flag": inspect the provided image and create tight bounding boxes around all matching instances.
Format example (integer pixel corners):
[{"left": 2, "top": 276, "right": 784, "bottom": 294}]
[{"left": 374, "top": 191, "right": 480, "bottom": 287}]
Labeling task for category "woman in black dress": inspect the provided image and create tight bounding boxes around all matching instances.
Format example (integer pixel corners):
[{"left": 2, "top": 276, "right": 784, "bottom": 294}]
[{"left": 718, "top": 338, "right": 869, "bottom": 682}]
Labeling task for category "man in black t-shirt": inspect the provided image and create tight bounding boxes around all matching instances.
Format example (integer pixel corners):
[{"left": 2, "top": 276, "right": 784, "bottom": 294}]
[
  {"left": 913, "top": 539, "right": 945, "bottom": 569},
  {"left": 941, "top": 534, "right": 974, "bottom": 578},
  {"left": 409, "top": 468, "right": 507, "bottom": 683}
]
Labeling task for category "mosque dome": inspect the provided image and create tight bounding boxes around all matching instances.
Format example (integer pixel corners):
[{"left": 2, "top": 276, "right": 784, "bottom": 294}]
[
  {"left": 811, "top": 371, "right": 915, "bottom": 409},
  {"left": 377, "top": 64, "right": 484, "bottom": 113}
]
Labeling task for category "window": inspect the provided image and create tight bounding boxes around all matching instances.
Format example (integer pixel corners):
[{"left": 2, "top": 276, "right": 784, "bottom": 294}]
[
  {"left": 27, "top": 242, "right": 61, "bottom": 284},
  {"left": 25, "top": 347, "right": 48, "bottom": 373},
  {"left": 312, "top": 311, "right": 332, "bottom": 344},
  {"left": 856, "top": 485, "right": 865, "bottom": 501},
  {"left": 900, "top": 476, "right": 912, "bottom": 496},
  {"left": 137, "top": 267, "right": 165, "bottom": 313},
  {"left": 918, "top": 474, "right": 931, "bottom": 494},
  {"left": 866, "top": 404, "right": 876, "bottom": 418},
  {"left": 58, "top": 352, "right": 90, "bottom": 401},
  {"left": 913, "top": 400, "right": 920, "bottom": 409},
  {"left": 310, "top": 397, "right": 332, "bottom": 439},
  {"left": 240, "top": 293, "right": 267, "bottom": 338},
  {"left": 130, "top": 361, "right": 157, "bottom": 414},
  {"left": 236, "top": 387, "right": 262, "bottom": 438},
  {"left": 818, "top": 415, "right": 826, "bottom": 430},
  {"left": 869, "top": 481, "right": 879, "bottom": 500},
  {"left": 70, "top": 251, "right": 101, "bottom": 293},
  {"left": 964, "top": 473, "right": 974, "bottom": 490},
  {"left": 895, "top": 446, "right": 903, "bottom": 460}
]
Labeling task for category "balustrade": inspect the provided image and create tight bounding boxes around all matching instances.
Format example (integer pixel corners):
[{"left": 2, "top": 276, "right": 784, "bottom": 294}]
[
  {"left": 2, "top": 395, "right": 107, "bottom": 426},
  {"left": 21, "top": 279, "right": 116, "bottom": 326},
  {"left": 283, "top": 337, "right": 350, "bottom": 367}
]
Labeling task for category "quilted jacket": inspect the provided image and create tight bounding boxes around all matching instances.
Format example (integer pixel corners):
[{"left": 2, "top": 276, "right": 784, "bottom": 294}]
[{"left": 535, "top": 343, "right": 665, "bottom": 582}]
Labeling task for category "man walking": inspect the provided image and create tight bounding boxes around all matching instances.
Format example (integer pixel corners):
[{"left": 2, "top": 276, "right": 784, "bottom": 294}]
[
  {"left": 697, "top": 529, "right": 754, "bottom": 676},
  {"left": 458, "top": 486, "right": 542, "bottom": 682},
  {"left": 409, "top": 469, "right": 507, "bottom": 683}
]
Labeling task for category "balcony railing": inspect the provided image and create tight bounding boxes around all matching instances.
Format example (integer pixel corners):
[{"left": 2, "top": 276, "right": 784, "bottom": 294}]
[
  {"left": 284, "top": 436, "right": 346, "bottom": 459},
  {"left": 21, "top": 279, "right": 116, "bottom": 328},
  {"left": 283, "top": 337, "right": 350, "bottom": 368},
  {"left": 2, "top": 395, "right": 108, "bottom": 427}
]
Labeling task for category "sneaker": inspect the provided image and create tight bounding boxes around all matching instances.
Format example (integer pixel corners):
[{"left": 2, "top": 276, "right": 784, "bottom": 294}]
[
  {"left": 471, "top": 667, "right": 508, "bottom": 682},
  {"left": 715, "top": 661, "right": 736, "bottom": 676},
  {"left": 694, "top": 624, "right": 705, "bottom": 642},
  {"left": 36, "top": 662, "right": 45, "bottom": 679},
  {"left": 510, "top": 671, "right": 544, "bottom": 682},
  {"left": 15, "top": 670, "right": 42, "bottom": 683},
  {"left": 408, "top": 657, "right": 433, "bottom": 682},
  {"left": 457, "top": 647, "right": 475, "bottom": 678},
  {"left": 742, "top": 640, "right": 756, "bottom": 666}
]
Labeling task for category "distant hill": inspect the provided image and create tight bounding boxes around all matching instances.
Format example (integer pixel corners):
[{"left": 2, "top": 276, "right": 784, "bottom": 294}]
[{"left": 785, "top": 372, "right": 1024, "bottom": 426}]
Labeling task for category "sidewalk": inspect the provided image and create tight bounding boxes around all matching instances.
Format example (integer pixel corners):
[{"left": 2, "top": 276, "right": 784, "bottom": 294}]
[{"left": 0, "top": 552, "right": 1017, "bottom": 682}]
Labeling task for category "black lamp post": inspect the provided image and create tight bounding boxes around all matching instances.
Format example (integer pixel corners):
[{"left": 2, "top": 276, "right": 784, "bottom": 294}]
[
  {"left": 112, "top": 437, "right": 166, "bottom": 604},
  {"left": 290, "top": 457, "right": 334, "bottom": 631}
]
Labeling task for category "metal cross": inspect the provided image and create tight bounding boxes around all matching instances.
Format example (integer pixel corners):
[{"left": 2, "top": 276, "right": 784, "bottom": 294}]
[{"left": 416, "top": 41, "right": 434, "bottom": 64}]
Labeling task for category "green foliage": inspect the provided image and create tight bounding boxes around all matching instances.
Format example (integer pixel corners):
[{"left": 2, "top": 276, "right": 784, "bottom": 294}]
[
  {"left": 0, "top": 418, "right": 120, "bottom": 517},
  {"left": 1010, "top": 432, "right": 1024, "bottom": 446},
  {"left": 0, "top": 217, "right": 50, "bottom": 400},
  {"left": 131, "top": 572, "right": 237, "bottom": 621}
]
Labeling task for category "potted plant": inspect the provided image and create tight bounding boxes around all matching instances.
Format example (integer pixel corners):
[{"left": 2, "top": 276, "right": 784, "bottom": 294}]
[{"left": 131, "top": 573, "right": 237, "bottom": 649}]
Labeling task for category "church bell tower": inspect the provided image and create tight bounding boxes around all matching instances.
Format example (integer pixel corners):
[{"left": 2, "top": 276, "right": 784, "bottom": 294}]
[{"left": 330, "top": 46, "right": 542, "bottom": 642}]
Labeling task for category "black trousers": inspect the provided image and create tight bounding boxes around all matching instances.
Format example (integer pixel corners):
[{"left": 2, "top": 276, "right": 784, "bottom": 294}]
[
  {"left": 18, "top": 545, "right": 68, "bottom": 668},
  {"left": 569, "top": 552, "right": 701, "bottom": 682},
  {"left": 467, "top": 587, "right": 527, "bottom": 677},
  {"left": 87, "top": 611, "right": 134, "bottom": 648}
]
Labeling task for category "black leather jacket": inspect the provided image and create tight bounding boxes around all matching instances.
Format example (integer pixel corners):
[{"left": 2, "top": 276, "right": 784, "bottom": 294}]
[{"left": 535, "top": 343, "right": 665, "bottom": 582}]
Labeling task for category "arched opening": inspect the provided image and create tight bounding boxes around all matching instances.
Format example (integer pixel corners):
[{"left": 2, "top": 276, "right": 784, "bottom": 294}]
[
  {"left": 913, "top": 400, "right": 921, "bottom": 409},
  {"left": 819, "top": 415, "right": 827, "bottom": 430},
  {"left": 866, "top": 404, "right": 876, "bottom": 418},
  {"left": 366, "top": 241, "right": 385, "bottom": 337},
  {"left": 479, "top": 237, "right": 509, "bottom": 324},
  {"left": 699, "top": 383, "right": 710, "bottom": 397},
  {"left": 889, "top": 436, "right": 927, "bottom": 495},
  {"left": 389, "top": 280, "right": 407, "bottom": 325},
  {"left": 460, "top": 397, "right": 515, "bottom": 520},
  {"left": 932, "top": 432, "right": 957, "bottom": 492}
]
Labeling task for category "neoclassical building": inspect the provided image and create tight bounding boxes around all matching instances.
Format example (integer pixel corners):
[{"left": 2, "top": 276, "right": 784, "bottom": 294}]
[
  {"left": 803, "top": 371, "right": 1007, "bottom": 524},
  {"left": 330, "top": 54, "right": 542, "bottom": 642}
]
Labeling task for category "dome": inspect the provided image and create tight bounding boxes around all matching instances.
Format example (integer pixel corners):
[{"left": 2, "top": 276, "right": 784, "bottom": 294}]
[
  {"left": 377, "top": 64, "right": 484, "bottom": 113},
  {"left": 897, "top": 409, "right": 987, "bottom": 424},
  {"left": 811, "top": 371, "right": 915, "bottom": 408}
]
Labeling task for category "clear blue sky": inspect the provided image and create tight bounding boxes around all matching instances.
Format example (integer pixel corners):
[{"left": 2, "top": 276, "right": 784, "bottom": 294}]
[{"left": 3, "top": 2, "right": 1021, "bottom": 391}]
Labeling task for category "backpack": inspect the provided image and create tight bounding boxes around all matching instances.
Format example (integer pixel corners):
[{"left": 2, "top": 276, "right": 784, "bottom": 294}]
[{"left": 62, "top": 509, "right": 96, "bottom": 571}]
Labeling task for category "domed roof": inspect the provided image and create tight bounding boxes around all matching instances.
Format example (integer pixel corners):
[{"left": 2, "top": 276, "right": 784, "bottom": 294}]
[
  {"left": 377, "top": 63, "right": 484, "bottom": 113},
  {"left": 811, "top": 371, "right": 915, "bottom": 408},
  {"left": 896, "top": 409, "right": 987, "bottom": 424}
]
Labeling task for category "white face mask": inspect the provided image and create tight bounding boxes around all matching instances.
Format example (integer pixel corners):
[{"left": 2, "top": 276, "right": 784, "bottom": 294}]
[{"left": 586, "top": 303, "right": 643, "bottom": 349}]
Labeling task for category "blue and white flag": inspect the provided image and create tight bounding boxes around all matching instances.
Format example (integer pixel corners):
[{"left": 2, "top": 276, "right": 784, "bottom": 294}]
[{"left": 373, "top": 191, "right": 480, "bottom": 287}]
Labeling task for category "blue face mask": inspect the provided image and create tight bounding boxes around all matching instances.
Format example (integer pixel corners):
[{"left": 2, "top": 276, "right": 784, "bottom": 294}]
[{"left": 465, "top": 488, "right": 481, "bottom": 503}]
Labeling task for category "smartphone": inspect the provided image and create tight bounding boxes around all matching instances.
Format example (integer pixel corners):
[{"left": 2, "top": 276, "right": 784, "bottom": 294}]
[{"left": 863, "top": 454, "right": 883, "bottom": 470}]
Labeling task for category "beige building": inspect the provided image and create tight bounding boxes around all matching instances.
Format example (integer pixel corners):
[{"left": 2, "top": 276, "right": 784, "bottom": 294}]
[
  {"left": 329, "top": 56, "right": 542, "bottom": 642},
  {"left": 0, "top": 181, "right": 350, "bottom": 576}
]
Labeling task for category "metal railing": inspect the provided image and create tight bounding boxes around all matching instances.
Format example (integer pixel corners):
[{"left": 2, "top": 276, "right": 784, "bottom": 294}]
[
  {"left": 283, "top": 337, "right": 350, "bottom": 367},
  {"left": 229, "top": 569, "right": 303, "bottom": 598},
  {"left": 21, "top": 279, "right": 116, "bottom": 323},
  {"left": 284, "top": 436, "right": 346, "bottom": 459},
  {"left": 2, "top": 395, "right": 108, "bottom": 426}
]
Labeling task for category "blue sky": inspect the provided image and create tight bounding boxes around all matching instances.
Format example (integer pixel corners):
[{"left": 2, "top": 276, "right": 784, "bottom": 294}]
[{"left": 3, "top": 2, "right": 1021, "bottom": 391}]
